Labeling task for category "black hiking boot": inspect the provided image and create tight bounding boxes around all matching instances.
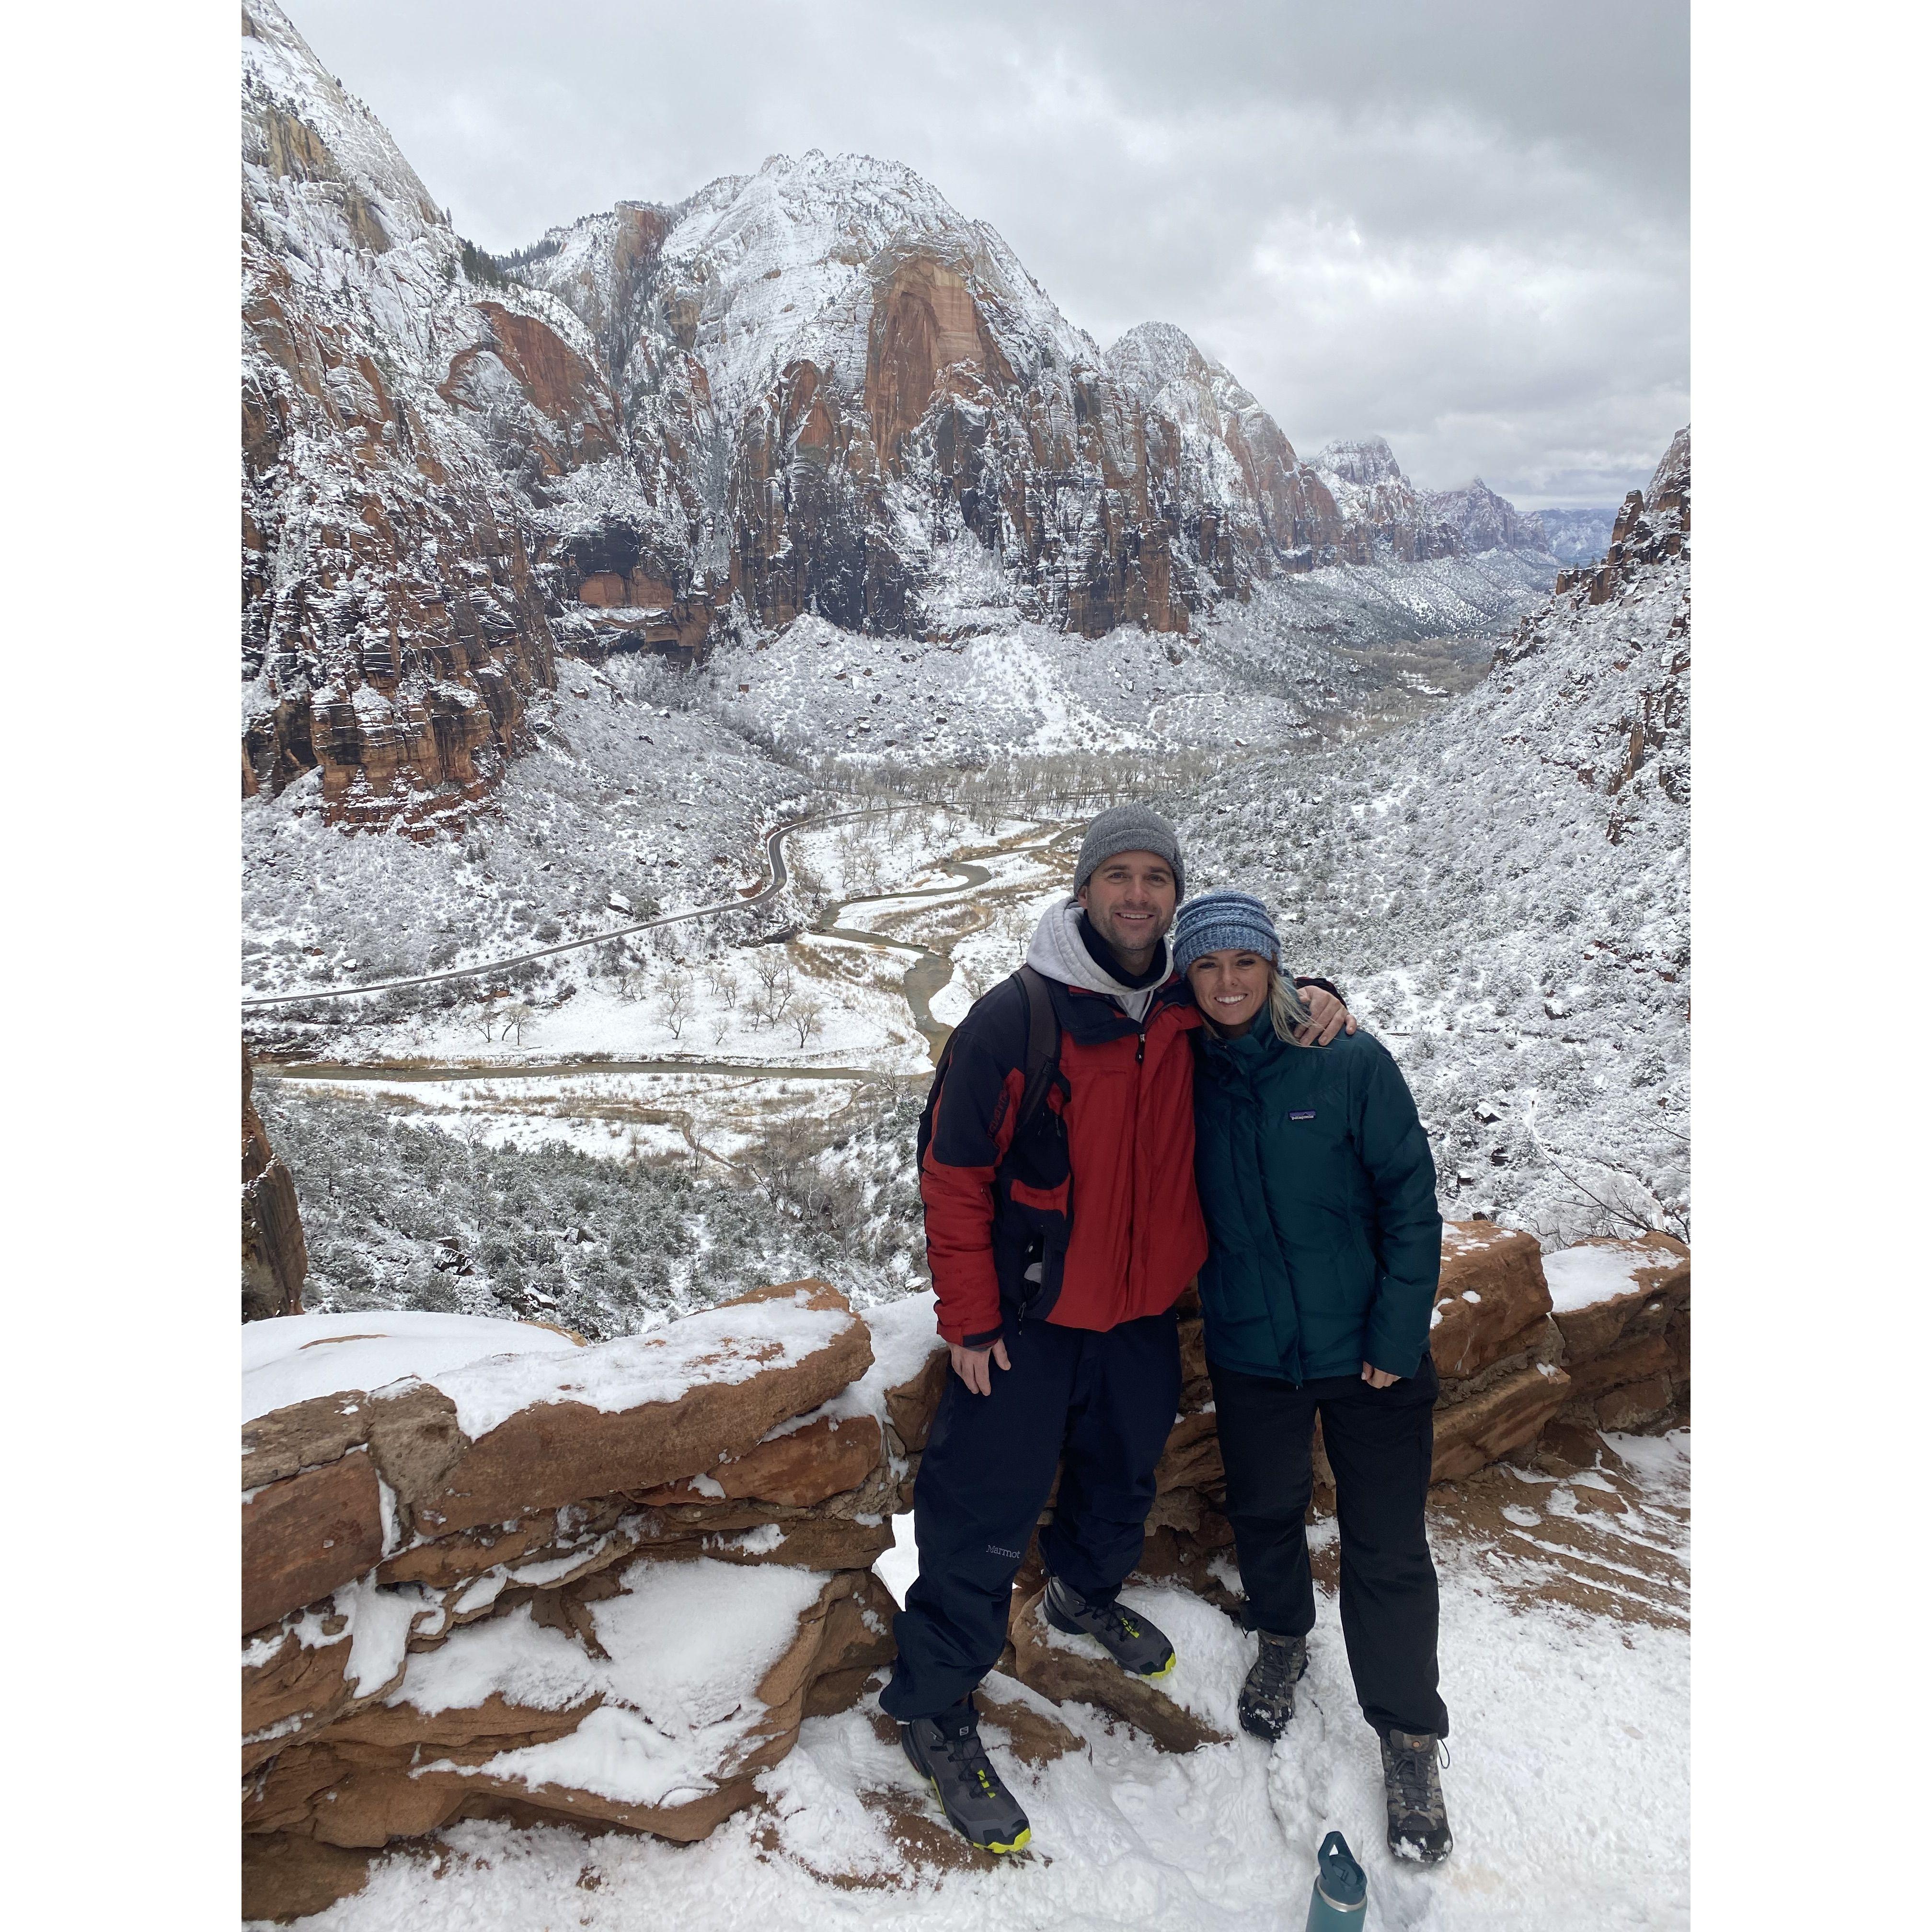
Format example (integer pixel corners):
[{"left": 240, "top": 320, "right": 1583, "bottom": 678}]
[
  {"left": 1237, "top": 1630, "right": 1307, "bottom": 1740},
  {"left": 899, "top": 1702, "right": 1032, "bottom": 1855},
  {"left": 1380, "top": 1727, "right": 1453, "bottom": 1864},
  {"left": 1042, "top": 1576, "right": 1176, "bottom": 1679}
]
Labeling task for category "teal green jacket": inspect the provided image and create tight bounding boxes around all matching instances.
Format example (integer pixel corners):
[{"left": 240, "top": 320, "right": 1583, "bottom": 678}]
[{"left": 1192, "top": 1023, "right": 1442, "bottom": 1383}]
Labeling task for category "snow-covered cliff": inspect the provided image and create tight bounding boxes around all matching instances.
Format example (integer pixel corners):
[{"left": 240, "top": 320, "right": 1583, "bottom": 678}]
[
  {"left": 241, "top": 1, "right": 1558, "bottom": 827},
  {"left": 1184, "top": 428, "right": 1691, "bottom": 1244}
]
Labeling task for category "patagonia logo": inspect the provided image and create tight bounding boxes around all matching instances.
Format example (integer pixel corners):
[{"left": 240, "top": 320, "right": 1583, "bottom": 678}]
[
  {"left": 986, "top": 1544, "right": 1024, "bottom": 1560},
  {"left": 1289, "top": 1109, "right": 1317, "bottom": 1121}
]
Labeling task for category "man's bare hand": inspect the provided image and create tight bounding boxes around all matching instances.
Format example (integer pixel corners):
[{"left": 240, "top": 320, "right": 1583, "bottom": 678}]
[
  {"left": 950, "top": 1338, "right": 1012, "bottom": 1396},
  {"left": 1360, "top": 1362, "right": 1401, "bottom": 1389},
  {"left": 1296, "top": 984, "right": 1358, "bottom": 1047}
]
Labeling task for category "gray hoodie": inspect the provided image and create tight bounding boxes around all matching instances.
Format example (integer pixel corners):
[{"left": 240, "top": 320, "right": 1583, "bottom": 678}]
[{"left": 1023, "top": 897, "right": 1173, "bottom": 1025}]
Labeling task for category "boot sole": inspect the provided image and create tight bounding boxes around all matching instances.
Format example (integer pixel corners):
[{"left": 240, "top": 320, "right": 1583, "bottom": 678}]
[
  {"left": 922, "top": 1775, "right": 1032, "bottom": 1855},
  {"left": 1390, "top": 1832, "right": 1453, "bottom": 1865}
]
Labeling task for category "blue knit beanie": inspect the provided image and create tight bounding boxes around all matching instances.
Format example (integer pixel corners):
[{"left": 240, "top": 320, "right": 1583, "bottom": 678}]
[{"left": 1171, "top": 890, "right": 1280, "bottom": 973}]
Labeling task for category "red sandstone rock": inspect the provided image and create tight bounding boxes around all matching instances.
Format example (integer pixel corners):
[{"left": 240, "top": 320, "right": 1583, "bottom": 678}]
[
  {"left": 884, "top": 1346, "right": 950, "bottom": 1454},
  {"left": 638, "top": 1411, "right": 884, "bottom": 1508},
  {"left": 390, "top": 1280, "right": 872, "bottom": 1536},
  {"left": 1547, "top": 1233, "right": 1690, "bottom": 1364},
  {"left": 1006, "top": 1587, "right": 1228, "bottom": 1754},
  {"left": 1430, "top": 1221, "right": 1552, "bottom": 1378},
  {"left": 243, "top": 1451, "right": 385, "bottom": 1634},
  {"left": 247, "top": 1564, "right": 887, "bottom": 1851},
  {"left": 1432, "top": 1367, "right": 1573, "bottom": 1483},
  {"left": 1564, "top": 1333, "right": 1674, "bottom": 1403}
]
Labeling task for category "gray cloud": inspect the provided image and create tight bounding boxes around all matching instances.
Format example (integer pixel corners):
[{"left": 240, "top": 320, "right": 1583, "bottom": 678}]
[{"left": 290, "top": 0, "right": 1686, "bottom": 506}]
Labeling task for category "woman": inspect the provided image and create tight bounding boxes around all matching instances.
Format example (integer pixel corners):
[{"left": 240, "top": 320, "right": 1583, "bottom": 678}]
[{"left": 1170, "top": 888, "right": 1453, "bottom": 1866}]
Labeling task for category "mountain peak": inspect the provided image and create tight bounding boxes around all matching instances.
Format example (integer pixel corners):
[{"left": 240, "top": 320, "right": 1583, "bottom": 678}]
[
  {"left": 1314, "top": 436, "right": 1405, "bottom": 487},
  {"left": 1105, "top": 321, "right": 1216, "bottom": 393}
]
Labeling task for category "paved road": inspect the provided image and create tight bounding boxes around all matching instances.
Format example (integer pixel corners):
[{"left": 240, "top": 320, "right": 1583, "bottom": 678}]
[
  {"left": 241, "top": 805, "right": 919, "bottom": 1012},
  {"left": 261, "top": 823, "right": 1070, "bottom": 1088},
  {"left": 266, "top": 1058, "right": 886, "bottom": 1085}
]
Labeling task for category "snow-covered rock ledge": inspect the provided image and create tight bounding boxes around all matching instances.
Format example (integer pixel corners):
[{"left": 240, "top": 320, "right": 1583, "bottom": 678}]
[
  {"left": 1074, "top": 1222, "right": 1689, "bottom": 1621},
  {"left": 241, "top": 1234, "right": 1688, "bottom": 1920},
  {"left": 242, "top": 1284, "right": 949, "bottom": 1923}
]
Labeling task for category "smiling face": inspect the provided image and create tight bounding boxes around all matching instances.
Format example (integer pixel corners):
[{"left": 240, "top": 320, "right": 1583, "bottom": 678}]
[
  {"left": 1076, "top": 850, "right": 1179, "bottom": 973},
  {"left": 1186, "top": 947, "right": 1274, "bottom": 1036}
]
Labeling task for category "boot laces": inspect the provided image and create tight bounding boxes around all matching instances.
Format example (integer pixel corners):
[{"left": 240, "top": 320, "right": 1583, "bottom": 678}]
[
  {"left": 935, "top": 1715, "right": 1001, "bottom": 1795},
  {"left": 1388, "top": 1734, "right": 1441, "bottom": 1814},
  {"left": 1252, "top": 1636, "right": 1296, "bottom": 1693}
]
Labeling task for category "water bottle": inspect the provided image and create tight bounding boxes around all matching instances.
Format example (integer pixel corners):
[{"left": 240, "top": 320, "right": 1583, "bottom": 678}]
[{"left": 1304, "top": 1829, "right": 1367, "bottom": 1929}]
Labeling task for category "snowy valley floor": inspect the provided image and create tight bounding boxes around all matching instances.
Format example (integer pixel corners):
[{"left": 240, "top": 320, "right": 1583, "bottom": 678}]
[{"left": 269, "top": 1430, "right": 1687, "bottom": 1932}]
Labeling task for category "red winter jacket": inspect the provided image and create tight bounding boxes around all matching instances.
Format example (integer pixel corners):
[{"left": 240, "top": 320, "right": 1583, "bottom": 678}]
[{"left": 918, "top": 966, "right": 1208, "bottom": 1346}]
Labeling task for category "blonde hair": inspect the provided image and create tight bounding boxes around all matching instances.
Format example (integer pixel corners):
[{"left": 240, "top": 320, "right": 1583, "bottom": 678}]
[{"left": 1268, "top": 966, "right": 1312, "bottom": 1043}]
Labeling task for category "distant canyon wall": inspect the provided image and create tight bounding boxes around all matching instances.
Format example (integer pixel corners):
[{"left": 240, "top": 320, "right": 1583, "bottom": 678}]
[{"left": 241, "top": 2, "right": 1555, "bottom": 828}]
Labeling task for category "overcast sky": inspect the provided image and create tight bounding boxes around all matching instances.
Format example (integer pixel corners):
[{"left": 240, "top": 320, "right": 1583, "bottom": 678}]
[{"left": 288, "top": 0, "right": 1686, "bottom": 508}]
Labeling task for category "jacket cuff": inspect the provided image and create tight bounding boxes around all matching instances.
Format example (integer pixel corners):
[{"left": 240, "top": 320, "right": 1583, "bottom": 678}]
[
  {"left": 1294, "top": 975, "right": 1345, "bottom": 1005},
  {"left": 959, "top": 1324, "right": 1004, "bottom": 1349}
]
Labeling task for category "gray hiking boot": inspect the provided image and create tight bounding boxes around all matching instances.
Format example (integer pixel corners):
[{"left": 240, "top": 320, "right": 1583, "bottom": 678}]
[
  {"left": 899, "top": 1702, "right": 1032, "bottom": 1855},
  {"left": 1380, "top": 1727, "right": 1453, "bottom": 1864},
  {"left": 1042, "top": 1576, "right": 1176, "bottom": 1679},
  {"left": 1238, "top": 1629, "right": 1307, "bottom": 1740}
]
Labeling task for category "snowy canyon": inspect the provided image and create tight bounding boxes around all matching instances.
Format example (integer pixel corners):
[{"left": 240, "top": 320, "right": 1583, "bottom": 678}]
[{"left": 239, "top": 2, "right": 1690, "bottom": 1924}]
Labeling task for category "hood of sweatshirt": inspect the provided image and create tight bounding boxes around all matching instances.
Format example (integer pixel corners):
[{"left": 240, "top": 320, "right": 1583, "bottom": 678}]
[{"left": 1024, "top": 897, "right": 1173, "bottom": 1024}]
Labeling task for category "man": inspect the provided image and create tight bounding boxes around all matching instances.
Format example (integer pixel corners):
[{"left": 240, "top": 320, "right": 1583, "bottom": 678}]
[{"left": 880, "top": 804, "right": 1351, "bottom": 1853}]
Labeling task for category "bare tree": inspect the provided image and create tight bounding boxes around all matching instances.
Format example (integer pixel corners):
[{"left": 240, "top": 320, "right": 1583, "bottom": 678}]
[
  {"left": 751, "top": 949, "right": 790, "bottom": 999},
  {"left": 621, "top": 967, "right": 653, "bottom": 1002},
  {"left": 709, "top": 1007, "right": 730, "bottom": 1047},
  {"left": 789, "top": 997, "right": 825, "bottom": 1049},
  {"left": 500, "top": 1001, "right": 534, "bottom": 1045},
  {"left": 658, "top": 974, "right": 690, "bottom": 1040}
]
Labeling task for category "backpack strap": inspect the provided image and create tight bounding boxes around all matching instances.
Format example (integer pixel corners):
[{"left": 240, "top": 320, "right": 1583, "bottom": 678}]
[
  {"left": 917, "top": 966, "right": 1062, "bottom": 1174},
  {"left": 1012, "top": 964, "right": 1060, "bottom": 1142}
]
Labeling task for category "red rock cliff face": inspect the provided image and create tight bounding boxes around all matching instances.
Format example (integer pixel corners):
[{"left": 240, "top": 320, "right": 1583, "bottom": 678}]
[
  {"left": 517, "top": 160, "right": 1388, "bottom": 646},
  {"left": 242, "top": 3, "right": 635, "bottom": 830}
]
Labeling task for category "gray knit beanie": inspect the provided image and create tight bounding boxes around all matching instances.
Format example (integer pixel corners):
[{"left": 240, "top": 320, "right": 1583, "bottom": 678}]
[
  {"left": 1171, "top": 890, "right": 1280, "bottom": 972},
  {"left": 1072, "top": 804, "right": 1185, "bottom": 900}
]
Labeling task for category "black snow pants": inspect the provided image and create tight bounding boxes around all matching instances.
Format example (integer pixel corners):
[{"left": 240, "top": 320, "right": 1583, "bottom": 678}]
[
  {"left": 1209, "top": 1353, "right": 1449, "bottom": 1739},
  {"left": 879, "top": 1307, "right": 1181, "bottom": 1721}
]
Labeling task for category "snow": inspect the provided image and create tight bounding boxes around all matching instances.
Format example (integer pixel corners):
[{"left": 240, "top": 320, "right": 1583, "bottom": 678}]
[
  {"left": 397, "top": 1560, "right": 829, "bottom": 1808},
  {"left": 1542, "top": 1243, "right": 1653, "bottom": 1313},
  {"left": 242, "top": 1291, "right": 848, "bottom": 1439},
  {"left": 242, "top": 1310, "right": 582, "bottom": 1423},
  {"left": 418, "top": 1286, "right": 851, "bottom": 1440},
  {"left": 851, "top": 1289, "right": 942, "bottom": 1402},
  {"left": 284, "top": 1437, "right": 1689, "bottom": 1930}
]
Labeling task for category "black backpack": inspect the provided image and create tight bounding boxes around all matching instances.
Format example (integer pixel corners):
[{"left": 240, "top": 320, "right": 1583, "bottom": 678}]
[{"left": 916, "top": 964, "right": 1060, "bottom": 1172}]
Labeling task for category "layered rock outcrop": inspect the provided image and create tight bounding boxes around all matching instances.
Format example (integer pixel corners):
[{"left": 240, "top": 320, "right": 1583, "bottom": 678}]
[
  {"left": 242, "top": 1045, "right": 307, "bottom": 1321},
  {"left": 240, "top": 1231, "right": 1687, "bottom": 1913},
  {"left": 1543, "top": 1231, "right": 1690, "bottom": 1433},
  {"left": 240, "top": 1284, "right": 937, "bottom": 1922}
]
